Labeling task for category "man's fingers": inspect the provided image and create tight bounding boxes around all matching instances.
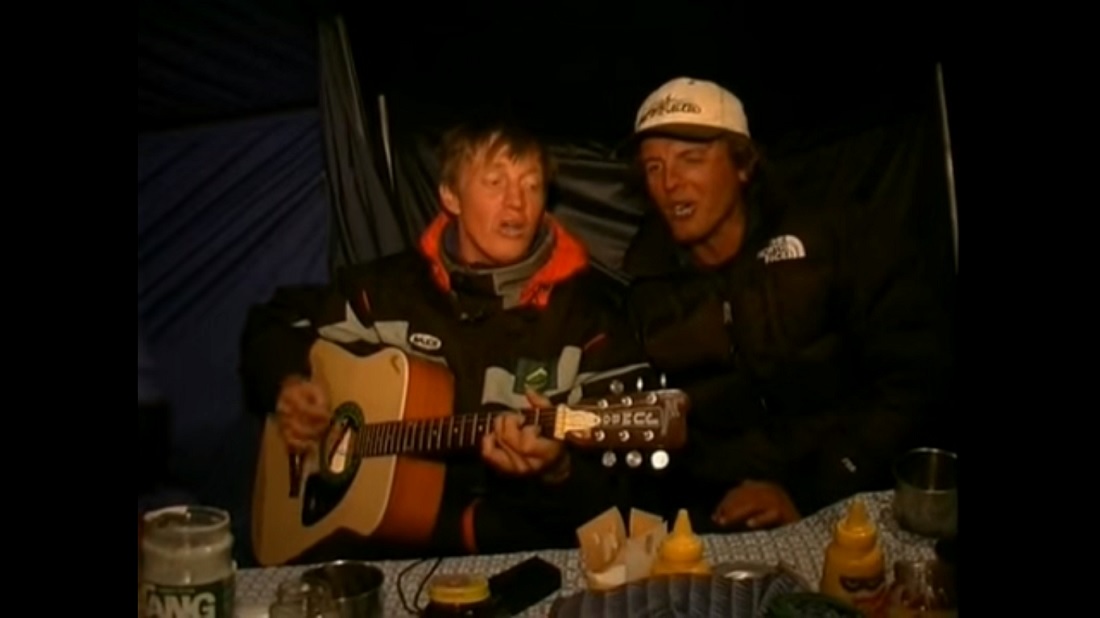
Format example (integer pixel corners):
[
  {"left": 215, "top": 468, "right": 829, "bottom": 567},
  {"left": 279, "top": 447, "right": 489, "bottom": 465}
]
[
  {"left": 285, "top": 414, "right": 323, "bottom": 437},
  {"left": 714, "top": 495, "right": 766, "bottom": 526},
  {"left": 746, "top": 509, "right": 780, "bottom": 529},
  {"left": 480, "top": 432, "right": 509, "bottom": 468},
  {"left": 302, "top": 385, "right": 326, "bottom": 406},
  {"left": 286, "top": 384, "right": 327, "bottom": 410},
  {"left": 481, "top": 432, "right": 496, "bottom": 459},
  {"left": 482, "top": 431, "right": 531, "bottom": 475},
  {"left": 517, "top": 425, "right": 543, "bottom": 452},
  {"left": 525, "top": 388, "right": 552, "bottom": 409},
  {"left": 301, "top": 409, "right": 331, "bottom": 431},
  {"left": 482, "top": 446, "right": 513, "bottom": 472},
  {"left": 299, "top": 403, "right": 330, "bottom": 420},
  {"left": 499, "top": 414, "right": 525, "bottom": 447},
  {"left": 498, "top": 442, "right": 530, "bottom": 474},
  {"left": 281, "top": 429, "right": 310, "bottom": 452},
  {"left": 285, "top": 421, "right": 313, "bottom": 442}
]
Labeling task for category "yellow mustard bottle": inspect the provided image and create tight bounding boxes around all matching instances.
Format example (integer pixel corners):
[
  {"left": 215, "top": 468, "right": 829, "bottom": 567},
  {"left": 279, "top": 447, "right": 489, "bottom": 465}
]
[
  {"left": 819, "top": 499, "right": 888, "bottom": 617},
  {"left": 650, "top": 509, "right": 711, "bottom": 576}
]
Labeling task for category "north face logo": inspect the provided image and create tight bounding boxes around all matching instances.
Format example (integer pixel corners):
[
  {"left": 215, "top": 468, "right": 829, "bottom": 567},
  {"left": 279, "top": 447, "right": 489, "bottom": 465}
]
[{"left": 757, "top": 235, "right": 806, "bottom": 264}]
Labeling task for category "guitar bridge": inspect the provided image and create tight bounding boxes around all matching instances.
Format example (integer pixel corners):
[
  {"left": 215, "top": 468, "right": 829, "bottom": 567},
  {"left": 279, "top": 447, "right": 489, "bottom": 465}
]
[{"left": 288, "top": 454, "right": 302, "bottom": 498}]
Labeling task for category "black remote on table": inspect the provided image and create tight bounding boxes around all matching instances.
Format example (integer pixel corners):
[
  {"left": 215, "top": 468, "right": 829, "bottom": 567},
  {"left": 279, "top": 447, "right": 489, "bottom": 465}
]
[{"left": 487, "top": 556, "right": 563, "bottom": 616}]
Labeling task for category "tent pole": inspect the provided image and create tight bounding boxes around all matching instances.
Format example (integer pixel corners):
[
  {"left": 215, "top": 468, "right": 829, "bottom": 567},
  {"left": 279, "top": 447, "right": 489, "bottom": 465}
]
[
  {"left": 935, "top": 62, "right": 959, "bottom": 273},
  {"left": 333, "top": 16, "right": 365, "bottom": 141},
  {"left": 378, "top": 94, "right": 394, "bottom": 192}
]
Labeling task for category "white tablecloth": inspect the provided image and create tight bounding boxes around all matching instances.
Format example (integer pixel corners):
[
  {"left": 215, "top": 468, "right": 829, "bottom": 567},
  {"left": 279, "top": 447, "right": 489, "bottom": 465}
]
[{"left": 235, "top": 490, "right": 935, "bottom": 616}]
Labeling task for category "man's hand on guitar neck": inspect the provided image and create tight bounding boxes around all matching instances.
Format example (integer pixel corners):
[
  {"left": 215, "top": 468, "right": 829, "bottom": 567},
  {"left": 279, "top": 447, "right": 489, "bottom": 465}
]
[
  {"left": 275, "top": 374, "right": 331, "bottom": 452},
  {"left": 480, "top": 390, "right": 569, "bottom": 483}
]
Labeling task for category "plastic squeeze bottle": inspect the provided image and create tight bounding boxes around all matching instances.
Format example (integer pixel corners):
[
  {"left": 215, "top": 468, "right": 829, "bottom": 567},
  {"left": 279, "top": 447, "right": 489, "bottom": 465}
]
[
  {"left": 650, "top": 509, "right": 711, "bottom": 576},
  {"left": 819, "top": 499, "right": 888, "bottom": 617}
]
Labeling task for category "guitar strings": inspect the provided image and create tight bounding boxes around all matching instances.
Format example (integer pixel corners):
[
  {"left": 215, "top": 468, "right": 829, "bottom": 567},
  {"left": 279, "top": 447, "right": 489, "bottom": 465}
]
[{"left": 352, "top": 410, "right": 561, "bottom": 457}]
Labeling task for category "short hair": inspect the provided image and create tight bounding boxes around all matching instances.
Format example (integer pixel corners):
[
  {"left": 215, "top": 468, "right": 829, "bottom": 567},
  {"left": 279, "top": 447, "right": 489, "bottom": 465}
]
[
  {"left": 437, "top": 118, "right": 557, "bottom": 190},
  {"left": 719, "top": 132, "right": 762, "bottom": 181}
]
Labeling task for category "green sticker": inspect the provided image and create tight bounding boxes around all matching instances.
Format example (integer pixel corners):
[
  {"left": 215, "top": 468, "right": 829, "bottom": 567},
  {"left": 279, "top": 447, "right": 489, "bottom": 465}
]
[
  {"left": 142, "top": 574, "right": 234, "bottom": 618},
  {"left": 514, "top": 358, "right": 556, "bottom": 394}
]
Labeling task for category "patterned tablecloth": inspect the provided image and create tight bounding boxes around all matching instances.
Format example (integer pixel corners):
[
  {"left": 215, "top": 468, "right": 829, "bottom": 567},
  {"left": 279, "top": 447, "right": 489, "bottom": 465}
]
[{"left": 235, "top": 490, "right": 935, "bottom": 617}]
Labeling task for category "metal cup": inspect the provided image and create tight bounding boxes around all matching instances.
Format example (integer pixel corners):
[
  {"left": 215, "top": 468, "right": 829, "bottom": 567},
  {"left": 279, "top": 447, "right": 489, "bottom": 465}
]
[
  {"left": 301, "top": 560, "right": 385, "bottom": 618},
  {"left": 892, "top": 447, "right": 957, "bottom": 539}
]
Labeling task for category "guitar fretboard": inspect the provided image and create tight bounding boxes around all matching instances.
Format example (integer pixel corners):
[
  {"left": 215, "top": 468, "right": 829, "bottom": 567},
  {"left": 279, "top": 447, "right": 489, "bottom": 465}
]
[{"left": 351, "top": 408, "right": 559, "bottom": 457}]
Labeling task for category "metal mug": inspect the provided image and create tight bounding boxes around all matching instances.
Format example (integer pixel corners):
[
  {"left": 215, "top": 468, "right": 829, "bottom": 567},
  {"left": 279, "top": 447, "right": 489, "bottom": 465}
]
[
  {"left": 301, "top": 560, "right": 385, "bottom": 618},
  {"left": 892, "top": 447, "right": 957, "bottom": 539}
]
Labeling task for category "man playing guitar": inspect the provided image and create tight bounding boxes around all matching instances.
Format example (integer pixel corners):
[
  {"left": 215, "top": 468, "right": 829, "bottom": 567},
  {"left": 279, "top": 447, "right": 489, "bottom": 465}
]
[{"left": 240, "top": 116, "right": 656, "bottom": 558}]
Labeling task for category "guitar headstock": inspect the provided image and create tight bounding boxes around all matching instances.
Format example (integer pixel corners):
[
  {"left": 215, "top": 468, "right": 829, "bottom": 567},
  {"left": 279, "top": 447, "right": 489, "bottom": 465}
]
[{"left": 552, "top": 374, "right": 689, "bottom": 471}]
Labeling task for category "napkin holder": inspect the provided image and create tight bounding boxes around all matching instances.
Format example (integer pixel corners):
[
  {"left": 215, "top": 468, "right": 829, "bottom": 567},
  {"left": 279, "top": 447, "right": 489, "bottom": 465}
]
[{"left": 576, "top": 507, "right": 667, "bottom": 590}]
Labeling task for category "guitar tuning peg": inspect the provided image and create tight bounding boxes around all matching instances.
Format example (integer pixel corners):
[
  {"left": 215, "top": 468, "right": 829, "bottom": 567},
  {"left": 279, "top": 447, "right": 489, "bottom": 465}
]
[
  {"left": 625, "top": 451, "right": 642, "bottom": 468},
  {"left": 636, "top": 376, "right": 644, "bottom": 392},
  {"left": 659, "top": 373, "right": 667, "bottom": 389},
  {"left": 601, "top": 451, "right": 617, "bottom": 468},
  {"left": 650, "top": 450, "right": 670, "bottom": 470},
  {"left": 610, "top": 380, "right": 624, "bottom": 395}
]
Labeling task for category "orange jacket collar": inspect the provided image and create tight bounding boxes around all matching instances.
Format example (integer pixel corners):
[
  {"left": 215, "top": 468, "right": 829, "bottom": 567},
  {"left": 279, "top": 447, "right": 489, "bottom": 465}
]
[{"left": 418, "top": 213, "right": 588, "bottom": 309}]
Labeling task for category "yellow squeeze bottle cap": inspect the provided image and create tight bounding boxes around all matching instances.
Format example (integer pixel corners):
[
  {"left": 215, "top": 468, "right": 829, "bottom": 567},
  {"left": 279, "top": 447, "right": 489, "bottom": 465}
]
[
  {"left": 660, "top": 509, "right": 704, "bottom": 563},
  {"left": 834, "top": 499, "right": 877, "bottom": 551}
]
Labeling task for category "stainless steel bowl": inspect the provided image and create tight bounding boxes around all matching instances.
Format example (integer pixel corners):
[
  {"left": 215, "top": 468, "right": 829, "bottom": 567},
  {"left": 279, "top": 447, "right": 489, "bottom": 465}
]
[{"left": 301, "top": 560, "right": 384, "bottom": 618}]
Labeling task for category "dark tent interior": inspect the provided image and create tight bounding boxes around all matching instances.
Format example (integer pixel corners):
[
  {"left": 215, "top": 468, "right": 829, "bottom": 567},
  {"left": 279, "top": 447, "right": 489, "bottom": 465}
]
[{"left": 138, "top": 0, "right": 958, "bottom": 568}]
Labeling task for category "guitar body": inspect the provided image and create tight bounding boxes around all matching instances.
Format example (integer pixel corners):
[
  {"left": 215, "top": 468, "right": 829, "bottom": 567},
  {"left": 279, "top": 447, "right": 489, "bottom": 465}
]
[{"left": 251, "top": 341, "right": 454, "bottom": 566}]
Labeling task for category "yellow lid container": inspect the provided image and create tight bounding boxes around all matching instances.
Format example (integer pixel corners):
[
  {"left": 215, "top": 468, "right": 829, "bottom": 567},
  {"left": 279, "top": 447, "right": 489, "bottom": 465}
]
[{"left": 427, "top": 573, "right": 490, "bottom": 606}]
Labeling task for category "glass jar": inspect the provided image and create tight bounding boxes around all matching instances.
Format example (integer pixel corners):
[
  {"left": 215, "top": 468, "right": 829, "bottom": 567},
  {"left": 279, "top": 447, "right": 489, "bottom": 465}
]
[
  {"left": 886, "top": 560, "right": 957, "bottom": 618},
  {"left": 140, "top": 505, "right": 236, "bottom": 618},
  {"left": 269, "top": 579, "right": 339, "bottom": 618},
  {"left": 421, "top": 573, "right": 496, "bottom": 618}
]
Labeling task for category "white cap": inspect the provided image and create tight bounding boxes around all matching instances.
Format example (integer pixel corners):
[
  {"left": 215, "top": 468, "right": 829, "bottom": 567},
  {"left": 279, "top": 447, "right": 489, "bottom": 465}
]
[{"left": 634, "top": 77, "right": 750, "bottom": 140}]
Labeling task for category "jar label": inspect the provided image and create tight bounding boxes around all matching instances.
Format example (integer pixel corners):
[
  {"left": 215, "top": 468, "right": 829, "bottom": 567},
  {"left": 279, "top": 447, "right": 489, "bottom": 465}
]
[
  {"left": 840, "top": 573, "right": 887, "bottom": 617},
  {"left": 142, "top": 574, "right": 234, "bottom": 618}
]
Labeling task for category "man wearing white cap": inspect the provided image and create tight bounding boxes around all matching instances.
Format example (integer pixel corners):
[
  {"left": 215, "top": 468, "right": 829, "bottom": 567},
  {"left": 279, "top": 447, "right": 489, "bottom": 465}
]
[{"left": 621, "top": 77, "right": 953, "bottom": 530}]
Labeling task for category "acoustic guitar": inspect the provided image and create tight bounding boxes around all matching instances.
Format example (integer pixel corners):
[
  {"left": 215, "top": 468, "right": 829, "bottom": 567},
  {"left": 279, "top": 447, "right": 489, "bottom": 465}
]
[{"left": 251, "top": 339, "right": 689, "bottom": 567}]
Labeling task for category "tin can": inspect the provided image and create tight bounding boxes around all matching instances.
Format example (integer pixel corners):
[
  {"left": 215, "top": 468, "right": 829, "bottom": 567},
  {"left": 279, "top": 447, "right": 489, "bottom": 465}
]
[
  {"left": 141, "top": 505, "right": 236, "bottom": 618},
  {"left": 714, "top": 561, "right": 778, "bottom": 581},
  {"left": 713, "top": 561, "right": 812, "bottom": 589},
  {"left": 765, "top": 593, "right": 866, "bottom": 617}
]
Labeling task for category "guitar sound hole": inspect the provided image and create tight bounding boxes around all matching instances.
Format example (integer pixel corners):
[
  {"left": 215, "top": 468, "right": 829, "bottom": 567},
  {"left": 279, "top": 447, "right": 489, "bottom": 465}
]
[
  {"left": 301, "top": 474, "right": 355, "bottom": 527},
  {"left": 323, "top": 421, "right": 358, "bottom": 475},
  {"left": 302, "top": 402, "right": 364, "bottom": 527}
]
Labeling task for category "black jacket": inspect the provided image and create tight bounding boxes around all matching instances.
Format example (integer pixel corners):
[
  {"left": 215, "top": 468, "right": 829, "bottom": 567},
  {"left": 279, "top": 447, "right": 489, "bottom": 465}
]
[
  {"left": 622, "top": 172, "right": 955, "bottom": 521},
  {"left": 240, "top": 214, "right": 654, "bottom": 556}
]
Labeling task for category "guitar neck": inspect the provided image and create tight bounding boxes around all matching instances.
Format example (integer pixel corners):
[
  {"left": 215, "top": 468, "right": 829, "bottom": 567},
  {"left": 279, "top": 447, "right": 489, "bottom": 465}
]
[{"left": 351, "top": 408, "right": 558, "bottom": 458}]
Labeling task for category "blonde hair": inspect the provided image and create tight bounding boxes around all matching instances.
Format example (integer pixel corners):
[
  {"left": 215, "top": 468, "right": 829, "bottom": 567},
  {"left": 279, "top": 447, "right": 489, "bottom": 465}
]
[{"left": 438, "top": 120, "right": 556, "bottom": 189}]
